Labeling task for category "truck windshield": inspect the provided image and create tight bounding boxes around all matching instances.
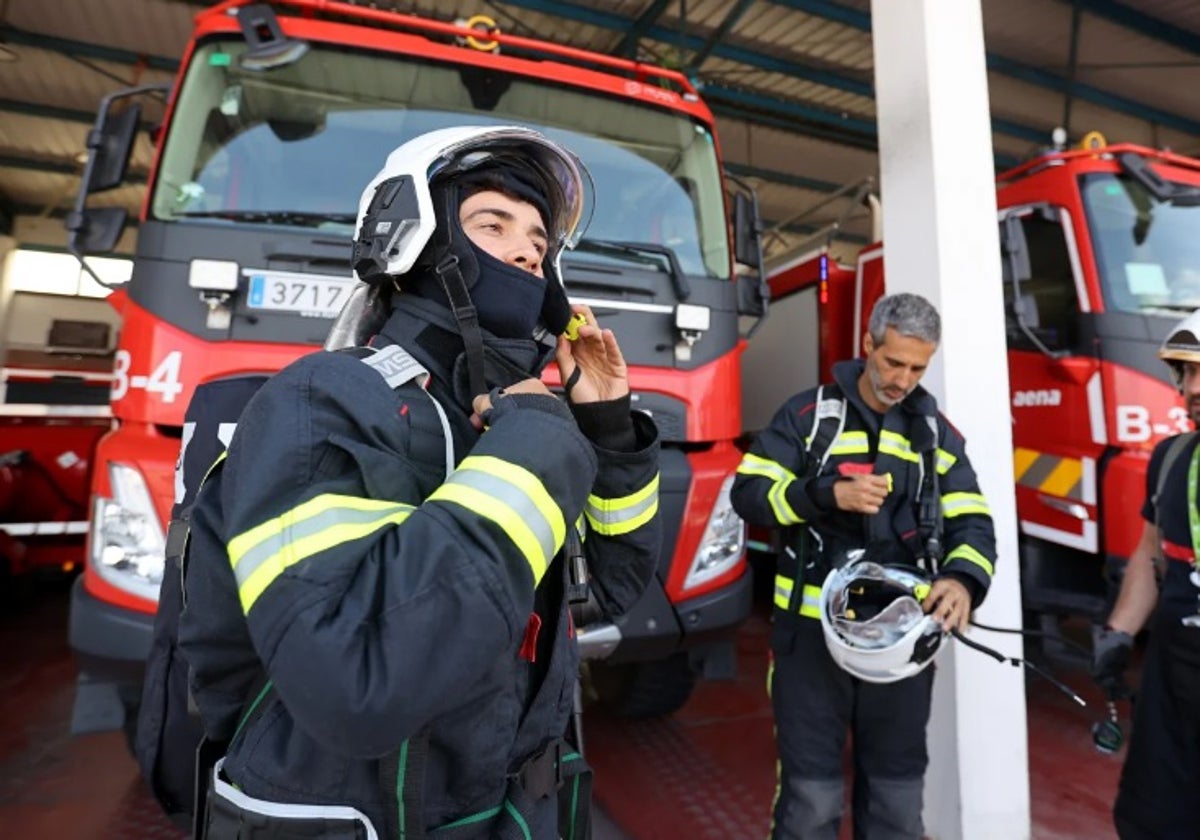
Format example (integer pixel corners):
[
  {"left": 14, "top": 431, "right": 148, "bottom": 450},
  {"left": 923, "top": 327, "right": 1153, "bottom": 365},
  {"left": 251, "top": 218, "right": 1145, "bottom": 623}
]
[
  {"left": 1080, "top": 172, "right": 1200, "bottom": 314},
  {"left": 151, "top": 39, "right": 728, "bottom": 278}
]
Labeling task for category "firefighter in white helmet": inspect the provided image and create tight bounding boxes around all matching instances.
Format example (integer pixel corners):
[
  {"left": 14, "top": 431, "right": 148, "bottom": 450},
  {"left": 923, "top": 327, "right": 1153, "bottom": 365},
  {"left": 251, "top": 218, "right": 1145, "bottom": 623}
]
[
  {"left": 1097, "top": 308, "right": 1200, "bottom": 838},
  {"left": 179, "top": 126, "right": 661, "bottom": 839}
]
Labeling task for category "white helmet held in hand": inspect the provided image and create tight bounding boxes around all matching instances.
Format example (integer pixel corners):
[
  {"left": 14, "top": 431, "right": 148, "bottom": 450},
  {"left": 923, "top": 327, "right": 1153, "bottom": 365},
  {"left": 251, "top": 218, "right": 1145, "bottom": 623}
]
[{"left": 820, "top": 552, "right": 946, "bottom": 683}]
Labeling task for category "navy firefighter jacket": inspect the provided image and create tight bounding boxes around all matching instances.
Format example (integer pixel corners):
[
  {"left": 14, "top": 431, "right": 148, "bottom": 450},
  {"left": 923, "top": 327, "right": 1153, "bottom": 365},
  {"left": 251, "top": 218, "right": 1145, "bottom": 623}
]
[
  {"left": 178, "top": 298, "right": 660, "bottom": 838},
  {"left": 731, "top": 359, "right": 996, "bottom": 623}
]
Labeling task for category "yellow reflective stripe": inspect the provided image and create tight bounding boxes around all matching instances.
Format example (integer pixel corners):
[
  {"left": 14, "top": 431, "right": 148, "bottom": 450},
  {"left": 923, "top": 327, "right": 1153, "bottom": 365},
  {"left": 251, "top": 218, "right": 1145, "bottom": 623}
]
[
  {"left": 829, "top": 430, "right": 869, "bottom": 455},
  {"left": 945, "top": 543, "right": 995, "bottom": 577},
  {"left": 429, "top": 455, "right": 565, "bottom": 585},
  {"left": 575, "top": 513, "right": 587, "bottom": 542},
  {"left": 774, "top": 574, "right": 794, "bottom": 610},
  {"left": 230, "top": 494, "right": 416, "bottom": 613},
  {"left": 431, "top": 483, "right": 551, "bottom": 584},
  {"left": 585, "top": 473, "right": 659, "bottom": 536},
  {"left": 941, "top": 492, "right": 991, "bottom": 519},
  {"left": 772, "top": 574, "right": 821, "bottom": 618},
  {"left": 768, "top": 478, "right": 805, "bottom": 526},
  {"left": 738, "top": 453, "right": 804, "bottom": 526},
  {"left": 737, "top": 452, "right": 797, "bottom": 482},
  {"left": 799, "top": 584, "right": 822, "bottom": 618},
  {"left": 878, "top": 430, "right": 919, "bottom": 463},
  {"left": 229, "top": 493, "right": 414, "bottom": 571},
  {"left": 936, "top": 448, "right": 957, "bottom": 475}
]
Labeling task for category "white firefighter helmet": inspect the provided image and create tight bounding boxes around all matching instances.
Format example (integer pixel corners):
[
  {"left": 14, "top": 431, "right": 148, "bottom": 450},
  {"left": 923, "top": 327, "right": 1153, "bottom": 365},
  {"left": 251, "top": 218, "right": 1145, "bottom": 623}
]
[
  {"left": 351, "top": 124, "right": 592, "bottom": 282},
  {"left": 327, "top": 125, "right": 593, "bottom": 350},
  {"left": 819, "top": 553, "right": 946, "bottom": 683},
  {"left": 1159, "top": 309, "right": 1200, "bottom": 383}
]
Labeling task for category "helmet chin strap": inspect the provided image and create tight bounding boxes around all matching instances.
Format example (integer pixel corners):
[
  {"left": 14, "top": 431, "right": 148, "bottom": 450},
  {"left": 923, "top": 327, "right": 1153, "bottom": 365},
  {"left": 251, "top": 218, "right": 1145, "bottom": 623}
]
[{"left": 432, "top": 190, "right": 488, "bottom": 400}]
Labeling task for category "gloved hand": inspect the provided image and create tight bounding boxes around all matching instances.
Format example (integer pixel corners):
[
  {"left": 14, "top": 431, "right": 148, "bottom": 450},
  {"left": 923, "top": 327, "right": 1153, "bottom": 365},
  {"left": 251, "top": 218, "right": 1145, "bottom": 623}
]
[
  {"left": 472, "top": 381, "right": 574, "bottom": 431},
  {"left": 1091, "top": 624, "right": 1134, "bottom": 697}
]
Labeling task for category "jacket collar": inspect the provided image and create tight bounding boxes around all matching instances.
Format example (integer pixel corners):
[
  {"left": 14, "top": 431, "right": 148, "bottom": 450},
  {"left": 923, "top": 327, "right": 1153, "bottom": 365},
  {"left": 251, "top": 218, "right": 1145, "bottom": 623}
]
[{"left": 376, "top": 295, "right": 555, "bottom": 414}]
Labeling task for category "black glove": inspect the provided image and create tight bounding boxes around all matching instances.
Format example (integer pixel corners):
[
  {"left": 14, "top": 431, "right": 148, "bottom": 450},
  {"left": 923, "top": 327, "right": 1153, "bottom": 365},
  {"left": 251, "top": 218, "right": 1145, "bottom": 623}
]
[
  {"left": 482, "top": 386, "right": 575, "bottom": 427},
  {"left": 1091, "top": 624, "right": 1134, "bottom": 697}
]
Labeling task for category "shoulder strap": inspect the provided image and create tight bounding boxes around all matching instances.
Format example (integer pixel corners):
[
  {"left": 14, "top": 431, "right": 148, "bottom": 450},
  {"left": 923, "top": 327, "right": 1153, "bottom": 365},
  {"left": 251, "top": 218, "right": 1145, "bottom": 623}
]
[
  {"left": 358, "top": 344, "right": 455, "bottom": 481},
  {"left": 804, "top": 383, "right": 847, "bottom": 471},
  {"left": 1154, "top": 431, "right": 1198, "bottom": 542},
  {"left": 917, "top": 414, "right": 944, "bottom": 569}
]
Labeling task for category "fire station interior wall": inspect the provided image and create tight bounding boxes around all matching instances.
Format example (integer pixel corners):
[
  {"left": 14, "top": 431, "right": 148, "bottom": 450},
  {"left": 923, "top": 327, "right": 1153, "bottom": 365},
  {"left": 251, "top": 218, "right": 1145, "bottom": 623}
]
[{"left": 739, "top": 287, "right": 818, "bottom": 432}]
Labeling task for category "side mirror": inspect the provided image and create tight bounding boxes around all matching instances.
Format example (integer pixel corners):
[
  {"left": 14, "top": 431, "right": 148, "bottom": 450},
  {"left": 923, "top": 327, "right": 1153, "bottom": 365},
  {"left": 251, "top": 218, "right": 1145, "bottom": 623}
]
[
  {"left": 1000, "top": 214, "right": 1031, "bottom": 286},
  {"left": 737, "top": 272, "right": 768, "bottom": 319},
  {"left": 1013, "top": 292, "right": 1040, "bottom": 329},
  {"left": 66, "top": 206, "right": 129, "bottom": 255},
  {"left": 733, "top": 192, "right": 760, "bottom": 267},
  {"left": 87, "top": 103, "right": 142, "bottom": 194}
]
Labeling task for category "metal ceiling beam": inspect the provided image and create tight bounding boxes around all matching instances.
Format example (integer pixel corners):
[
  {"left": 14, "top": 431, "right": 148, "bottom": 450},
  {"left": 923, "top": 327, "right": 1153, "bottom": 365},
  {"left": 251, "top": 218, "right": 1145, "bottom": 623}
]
[
  {"left": 0, "top": 97, "right": 96, "bottom": 125},
  {"left": 706, "top": 84, "right": 1023, "bottom": 169},
  {"left": 773, "top": 0, "right": 1200, "bottom": 136},
  {"left": 689, "top": 0, "right": 757, "bottom": 70},
  {"left": 618, "top": 0, "right": 673, "bottom": 58},
  {"left": 1071, "top": 0, "right": 1200, "bottom": 56},
  {"left": 726, "top": 161, "right": 842, "bottom": 194},
  {"left": 0, "top": 152, "right": 147, "bottom": 185},
  {"left": 0, "top": 24, "right": 179, "bottom": 73}
]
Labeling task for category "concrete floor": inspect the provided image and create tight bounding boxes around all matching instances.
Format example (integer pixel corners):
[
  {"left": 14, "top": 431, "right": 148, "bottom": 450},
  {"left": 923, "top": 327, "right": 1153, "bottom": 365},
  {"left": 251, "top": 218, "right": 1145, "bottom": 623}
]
[{"left": 0, "top": 579, "right": 1125, "bottom": 839}]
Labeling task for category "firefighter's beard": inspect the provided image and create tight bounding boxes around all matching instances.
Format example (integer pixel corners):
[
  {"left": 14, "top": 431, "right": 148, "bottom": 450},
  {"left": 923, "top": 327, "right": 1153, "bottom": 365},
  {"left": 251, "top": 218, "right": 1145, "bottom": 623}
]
[
  {"left": 866, "top": 358, "right": 912, "bottom": 408},
  {"left": 1187, "top": 395, "right": 1200, "bottom": 427}
]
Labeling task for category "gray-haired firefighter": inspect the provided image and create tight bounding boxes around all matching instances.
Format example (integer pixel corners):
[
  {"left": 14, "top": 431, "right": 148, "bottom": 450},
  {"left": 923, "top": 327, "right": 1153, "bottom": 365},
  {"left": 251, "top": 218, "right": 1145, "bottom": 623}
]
[
  {"left": 731, "top": 293, "right": 996, "bottom": 840},
  {"left": 178, "top": 126, "right": 660, "bottom": 839},
  {"left": 1095, "top": 309, "right": 1200, "bottom": 838}
]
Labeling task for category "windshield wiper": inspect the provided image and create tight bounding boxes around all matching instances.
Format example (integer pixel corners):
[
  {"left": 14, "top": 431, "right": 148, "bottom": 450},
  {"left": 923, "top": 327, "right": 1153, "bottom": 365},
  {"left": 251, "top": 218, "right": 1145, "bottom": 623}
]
[
  {"left": 571, "top": 238, "right": 690, "bottom": 301},
  {"left": 173, "top": 209, "right": 356, "bottom": 227}
]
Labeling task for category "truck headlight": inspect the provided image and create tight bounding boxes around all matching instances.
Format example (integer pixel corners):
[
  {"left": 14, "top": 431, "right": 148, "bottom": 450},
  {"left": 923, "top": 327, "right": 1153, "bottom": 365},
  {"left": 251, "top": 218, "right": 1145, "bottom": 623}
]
[
  {"left": 90, "top": 463, "right": 165, "bottom": 601},
  {"left": 683, "top": 473, "right": 745, "bottom": 591}
]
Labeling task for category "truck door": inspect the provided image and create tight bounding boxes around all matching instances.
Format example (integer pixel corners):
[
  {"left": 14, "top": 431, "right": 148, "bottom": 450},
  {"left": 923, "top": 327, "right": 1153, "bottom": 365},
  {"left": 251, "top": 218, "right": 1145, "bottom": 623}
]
[{"left": 1001, "top": 205, "right": 1102, "bottom": 562}]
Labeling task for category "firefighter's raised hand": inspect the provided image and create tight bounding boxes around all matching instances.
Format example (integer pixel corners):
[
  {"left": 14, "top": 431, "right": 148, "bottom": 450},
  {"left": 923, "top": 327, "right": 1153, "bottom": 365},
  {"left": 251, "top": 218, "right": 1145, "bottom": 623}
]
[
  {"left": 922, "top": 576, "right": 971, "bottom": 632},
  {"left": 556, "top": 303, "right": 629, "bottom": 405},
  {"left": 832, "top": 474, "right": 890, "bottom": 514}
]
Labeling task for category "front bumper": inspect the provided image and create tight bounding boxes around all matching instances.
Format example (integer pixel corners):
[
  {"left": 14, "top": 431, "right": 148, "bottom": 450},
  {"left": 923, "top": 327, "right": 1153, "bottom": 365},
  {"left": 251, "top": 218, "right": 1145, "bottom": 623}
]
[
  {"left": 578, "top": 565, "right": 753, "bottom": 666},
  {"left": 68, "top": 576, "right": 155, "bottom": 733}
]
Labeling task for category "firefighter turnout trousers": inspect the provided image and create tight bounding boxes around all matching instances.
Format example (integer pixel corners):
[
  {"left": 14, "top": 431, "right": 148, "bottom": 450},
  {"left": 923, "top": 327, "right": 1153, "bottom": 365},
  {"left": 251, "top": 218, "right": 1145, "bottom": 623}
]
[
  {"left": 769, "top": 619, "right": 934, "bottom": 840},
  {"left": 1113, "top": 616, "right": 1200, "bottom": 839}
]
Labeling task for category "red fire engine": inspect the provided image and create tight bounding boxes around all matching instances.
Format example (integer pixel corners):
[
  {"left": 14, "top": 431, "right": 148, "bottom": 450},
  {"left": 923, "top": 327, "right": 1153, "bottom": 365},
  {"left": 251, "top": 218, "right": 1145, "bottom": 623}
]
[
  {"left": 64, "top": 0, "right": 766, "bottom": 733},
  {"left": 750, "top": 135, "right": 1195, "bottom": 620},
  {"left": 1, "top": 291, "right": 115, "bottom": 598}
]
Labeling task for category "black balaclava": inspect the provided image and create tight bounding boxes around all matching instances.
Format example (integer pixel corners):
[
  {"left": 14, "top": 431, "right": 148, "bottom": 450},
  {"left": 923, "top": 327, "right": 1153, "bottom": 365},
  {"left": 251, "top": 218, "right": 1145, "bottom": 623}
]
[{"left": 409, "top": 161, "right": 555, "bottom": 340}]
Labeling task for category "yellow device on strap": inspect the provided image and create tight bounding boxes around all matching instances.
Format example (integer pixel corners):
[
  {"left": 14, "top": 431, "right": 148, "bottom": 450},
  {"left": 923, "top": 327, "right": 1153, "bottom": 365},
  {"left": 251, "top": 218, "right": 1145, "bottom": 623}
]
[{"left": 563, "top": 312, "right": 588, "bottom": 341}]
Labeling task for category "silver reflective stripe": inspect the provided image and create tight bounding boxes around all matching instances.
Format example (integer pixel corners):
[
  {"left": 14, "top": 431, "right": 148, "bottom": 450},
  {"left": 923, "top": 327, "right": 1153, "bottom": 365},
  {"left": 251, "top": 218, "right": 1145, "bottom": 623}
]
[
  {"left": 585, "top": 491, "right": 657, "bottom": 530},
  {"left": 231, "top": 503, "right": 408, "bottom": 588},
  {"left": 211, "top": 759, "right": 379, "bottom": 840},
  {"left": 450, "top": 468, "right": 558, "bottom": 567},
  {"left": 360, "top": 344, "right": 429, "bottom": 390}
]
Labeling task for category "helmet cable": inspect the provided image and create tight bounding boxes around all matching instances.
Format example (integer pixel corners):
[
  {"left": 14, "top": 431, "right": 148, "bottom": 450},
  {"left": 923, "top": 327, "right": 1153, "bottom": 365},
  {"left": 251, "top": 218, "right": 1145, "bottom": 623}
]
[{"left": 950, "top": 628, "right": 1087, "bottom": 707}]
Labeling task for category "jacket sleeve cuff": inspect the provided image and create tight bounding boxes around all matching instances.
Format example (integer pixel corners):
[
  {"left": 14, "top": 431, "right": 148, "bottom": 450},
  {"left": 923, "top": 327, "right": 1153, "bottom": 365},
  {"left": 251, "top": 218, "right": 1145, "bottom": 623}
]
[{"left": 569, "top": 394, "right": 638, "bottom": 453}]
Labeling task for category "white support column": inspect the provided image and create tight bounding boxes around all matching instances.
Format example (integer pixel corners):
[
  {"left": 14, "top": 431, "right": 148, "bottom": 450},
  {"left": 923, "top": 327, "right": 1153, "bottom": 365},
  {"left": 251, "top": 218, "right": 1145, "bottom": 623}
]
[{"left": 870, "top": 2, "right": 1030, "bottom": 839}]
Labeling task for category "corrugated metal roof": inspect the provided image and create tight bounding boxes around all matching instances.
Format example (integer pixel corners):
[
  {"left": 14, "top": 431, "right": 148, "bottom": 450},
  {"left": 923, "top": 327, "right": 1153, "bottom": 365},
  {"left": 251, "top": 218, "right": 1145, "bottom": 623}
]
[{"left": 1, "top": 0, "right": 1199, "bottom": 260}]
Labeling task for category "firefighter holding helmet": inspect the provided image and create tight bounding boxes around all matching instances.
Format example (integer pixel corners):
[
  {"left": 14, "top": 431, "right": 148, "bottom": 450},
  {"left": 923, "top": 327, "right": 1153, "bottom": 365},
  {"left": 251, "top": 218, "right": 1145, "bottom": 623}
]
[
  {"left": 731, "top": 292, "right": 997, "bottom": 839},
  {"left": 178, "top": 126, "right": 660, "bottom": 838},
  {"left": 1096, "top": 308, "right": 1200, "bottom": 838}
]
